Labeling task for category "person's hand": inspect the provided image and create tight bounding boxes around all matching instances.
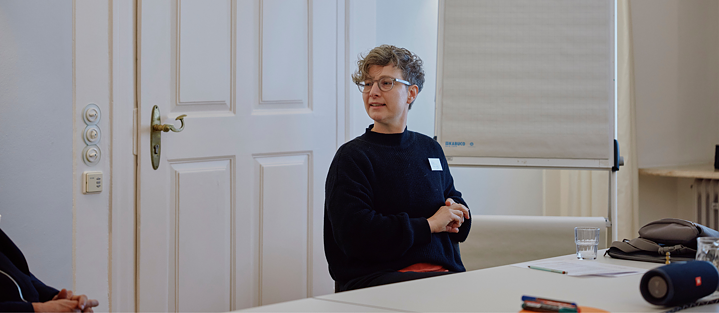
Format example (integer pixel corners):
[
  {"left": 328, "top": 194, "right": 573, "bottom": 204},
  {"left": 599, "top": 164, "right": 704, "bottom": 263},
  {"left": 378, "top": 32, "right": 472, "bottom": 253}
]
[
  {"left": 52, "top": 288, "right": 72, "bottom": 301},
  {"left": 444, "top": 198, "right": 470, "bottom": 230},
  {"left": 427, "top": 198, "right": 470, "bottom": 233},
  {"left": 51, "top": 289, "right": 99, "bottom": 312},
  {"left": 32, "top": 299, "right": 79, "bottom": 312}
]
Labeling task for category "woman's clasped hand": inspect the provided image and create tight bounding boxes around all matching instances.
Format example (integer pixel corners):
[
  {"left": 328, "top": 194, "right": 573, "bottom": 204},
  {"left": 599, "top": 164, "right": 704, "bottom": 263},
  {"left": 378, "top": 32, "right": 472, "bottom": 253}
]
[
  {"left": 428, "top": 198, "right": 471, "bottom": 234},
  {"left": 31, "top": 289, "right": 99, "bottom": 313}
]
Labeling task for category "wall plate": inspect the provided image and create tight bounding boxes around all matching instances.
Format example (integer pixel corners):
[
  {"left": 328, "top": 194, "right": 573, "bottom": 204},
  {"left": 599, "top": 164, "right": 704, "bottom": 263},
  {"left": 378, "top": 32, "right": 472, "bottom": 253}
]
[
  {"left": 83, "top": 103, "right": 101, "bottom": 125},
  {"left": 83, "top": 125, "right": 101, "bottom": 145},
  {"left": 82, "top": 145, "right": 101, "bottom": 166}
]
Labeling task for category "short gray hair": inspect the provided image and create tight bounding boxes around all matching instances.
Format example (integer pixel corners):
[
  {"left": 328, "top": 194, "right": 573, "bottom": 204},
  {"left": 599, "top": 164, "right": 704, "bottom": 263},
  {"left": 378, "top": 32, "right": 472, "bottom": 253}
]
[{"left": 351, "top": 45, "right": 425, "bottom": 109}]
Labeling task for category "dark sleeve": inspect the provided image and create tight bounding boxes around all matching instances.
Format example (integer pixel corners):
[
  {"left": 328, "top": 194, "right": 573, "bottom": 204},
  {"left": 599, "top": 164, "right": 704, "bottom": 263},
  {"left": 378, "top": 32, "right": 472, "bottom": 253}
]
[
  {"left": 325, "top": 150, "right": 431, "bottom": 262},
  {"left": 442, "top": 156, "right": 472, "bottom": 243},
  {"left": 0, "top": 229, "right": 58, "bottom": 305},
  {"left": 0, "top": 230, "right": 36, "bottom": 312},
  {"left": 0, "top": 302, "right": 34, "bottom": 312},
  {"left": 30, "top": 273, "right": 58, "bottom": 302}
]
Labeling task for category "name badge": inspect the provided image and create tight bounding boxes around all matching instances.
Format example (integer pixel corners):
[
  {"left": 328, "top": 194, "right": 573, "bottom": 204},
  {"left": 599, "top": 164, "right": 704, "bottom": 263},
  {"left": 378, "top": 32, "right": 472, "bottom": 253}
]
[{"left": 428, "top": 158, "right": 443, "bottom": 171}]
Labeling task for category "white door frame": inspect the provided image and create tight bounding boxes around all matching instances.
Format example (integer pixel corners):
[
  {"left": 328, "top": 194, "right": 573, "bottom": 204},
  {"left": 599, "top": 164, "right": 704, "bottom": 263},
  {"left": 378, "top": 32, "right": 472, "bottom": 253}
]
[
  {"left": 109, "top": 0, "right": 137, "bottom": 312},
  {"left": 108, "top": 0, "right": 348, "bottom": 311},
  {"left": 74, "top": 1, "right": 113, "bottom": 312}
]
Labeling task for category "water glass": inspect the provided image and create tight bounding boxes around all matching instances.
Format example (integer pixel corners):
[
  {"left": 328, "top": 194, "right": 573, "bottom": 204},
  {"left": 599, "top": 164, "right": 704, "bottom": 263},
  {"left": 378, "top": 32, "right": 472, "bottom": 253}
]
[
  {"left": 575, "top": 227, "right": 600, "bottom": 260},
  {"left": 696, "top": 237, "right": 719, "bottom": 268}
]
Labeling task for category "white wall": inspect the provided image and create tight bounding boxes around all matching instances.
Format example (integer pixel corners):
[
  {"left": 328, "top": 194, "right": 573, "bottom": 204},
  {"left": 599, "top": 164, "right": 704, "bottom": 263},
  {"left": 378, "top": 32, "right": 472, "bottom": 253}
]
[
  {"left": 375, "top": 0, "right": 438, "bottom": 138},
  {"left": 347, "top": 0, "right": 544, "bottom": 216},
  {"left": 631, "top": 0, "right": 719, "bottom": 168},
  {"left": 346, "top": 0, "right": 376, "bottom": 140},
  {"left": 452, "top": 167, "right": 544, "bottom": 216},
  {"left": 631, "top": 0, "right": 719, "bottom": 227},
  {"left": 0, "top": 0, "right": 73, "bottom": 289},
  {"left": 73, "top": 1, "right": 111, "bottom": 310},
  {"left": 0, "top": 2, "right": 112, "bottom": 308}
]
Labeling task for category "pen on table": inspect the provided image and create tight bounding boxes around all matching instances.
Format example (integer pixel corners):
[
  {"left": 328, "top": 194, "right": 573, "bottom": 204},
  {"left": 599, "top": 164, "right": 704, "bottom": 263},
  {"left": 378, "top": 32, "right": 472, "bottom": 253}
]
[
  {"left": 527, "top": 266, "right": 567, "bottom": 274},
  {"left": 521, "top": 296, "right": 577, "bottom": 308},
  {"left": 521, "top": 296, "right": 578, "bottom": 313},
  {"left": 522, "top": 301, "right": 578, "bottom": 313}
]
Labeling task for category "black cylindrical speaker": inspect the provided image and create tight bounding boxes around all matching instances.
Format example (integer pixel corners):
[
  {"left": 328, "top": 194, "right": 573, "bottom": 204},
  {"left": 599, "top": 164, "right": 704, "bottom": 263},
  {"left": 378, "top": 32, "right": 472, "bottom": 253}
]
[{"left": 640, "top": 261, "right": 719, "bottom": 307}]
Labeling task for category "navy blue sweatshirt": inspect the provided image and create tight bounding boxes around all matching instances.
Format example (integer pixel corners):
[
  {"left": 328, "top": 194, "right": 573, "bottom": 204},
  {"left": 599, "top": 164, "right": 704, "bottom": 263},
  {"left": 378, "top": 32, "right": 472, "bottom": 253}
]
[
  {"left": 324, "top": 125, "right": 471, "bottom": 284},
  {"left": 0, "top": 229, "right": 58, "bottom": 312}
]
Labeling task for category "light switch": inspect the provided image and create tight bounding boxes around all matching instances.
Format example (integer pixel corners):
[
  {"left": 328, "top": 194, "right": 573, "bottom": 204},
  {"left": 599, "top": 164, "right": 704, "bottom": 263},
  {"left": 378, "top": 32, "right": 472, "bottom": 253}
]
[{"left": 84, "top": 172, "right": 103, "bottom": 193}]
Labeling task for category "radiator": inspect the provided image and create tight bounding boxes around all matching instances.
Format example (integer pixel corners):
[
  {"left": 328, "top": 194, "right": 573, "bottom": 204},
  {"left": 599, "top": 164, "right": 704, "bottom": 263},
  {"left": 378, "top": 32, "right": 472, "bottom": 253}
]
[{"left": 695, "top": 179, "right": 719, "bottom": 230}]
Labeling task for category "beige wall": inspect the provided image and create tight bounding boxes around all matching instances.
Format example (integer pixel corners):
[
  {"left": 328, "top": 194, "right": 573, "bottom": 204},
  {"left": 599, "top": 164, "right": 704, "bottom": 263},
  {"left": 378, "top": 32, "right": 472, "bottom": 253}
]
[
  {"left": 631, "top": 0, "right": 719, "bottom": 227},
  {"left": 0, "top": 0, "right": 73, "bottom": 289},
  {"left": 632, "top": 0, "right": 719, "bottom": 168}
]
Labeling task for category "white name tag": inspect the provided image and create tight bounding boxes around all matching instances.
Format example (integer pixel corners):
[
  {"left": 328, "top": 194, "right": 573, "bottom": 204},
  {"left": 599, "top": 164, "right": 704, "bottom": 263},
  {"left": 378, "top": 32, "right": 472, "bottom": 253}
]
[{"left": 428, "top": 158, "right": 443, "bottom": 171}]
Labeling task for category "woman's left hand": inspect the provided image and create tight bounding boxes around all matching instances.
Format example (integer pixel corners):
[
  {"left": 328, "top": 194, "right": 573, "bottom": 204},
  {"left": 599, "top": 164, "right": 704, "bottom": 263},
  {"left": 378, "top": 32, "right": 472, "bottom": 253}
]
[
  {"left": 444, "top": 198, "right": 469, "bottom": 230},
  {"left": 53, "top": 289, "right": 100, "bottom": 312}
]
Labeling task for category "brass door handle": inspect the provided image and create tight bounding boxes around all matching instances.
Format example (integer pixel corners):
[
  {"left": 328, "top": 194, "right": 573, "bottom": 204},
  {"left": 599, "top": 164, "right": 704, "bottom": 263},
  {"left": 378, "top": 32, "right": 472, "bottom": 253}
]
[
  {"left": 150, "top": 105, "right": 187, "bottom": 170},
  {"left": 152, "top": 115, "right": 187, "bottom": 132}
]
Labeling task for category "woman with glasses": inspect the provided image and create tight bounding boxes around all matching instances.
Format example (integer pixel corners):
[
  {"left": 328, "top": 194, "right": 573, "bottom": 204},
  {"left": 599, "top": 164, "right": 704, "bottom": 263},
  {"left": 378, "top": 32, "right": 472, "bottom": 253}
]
[{"left": 324, "top": 45, "right": 471, "bottom": 292}]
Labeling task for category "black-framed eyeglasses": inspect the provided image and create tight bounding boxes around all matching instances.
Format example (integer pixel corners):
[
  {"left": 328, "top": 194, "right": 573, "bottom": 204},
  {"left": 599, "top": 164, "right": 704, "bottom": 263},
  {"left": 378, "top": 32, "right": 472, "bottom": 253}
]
[{"left": 356, "top": 77, "right": 411, "bottom": 93}]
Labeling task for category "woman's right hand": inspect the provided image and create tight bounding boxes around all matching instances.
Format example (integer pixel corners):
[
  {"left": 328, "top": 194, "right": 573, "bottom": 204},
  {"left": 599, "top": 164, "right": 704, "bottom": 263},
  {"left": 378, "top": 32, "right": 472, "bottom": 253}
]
[
  {"left": 427, "top": 199, "right": 470, "bottom": 233},
  {"left": 32, "top": 299, "right": 80, "bottom": 312}
]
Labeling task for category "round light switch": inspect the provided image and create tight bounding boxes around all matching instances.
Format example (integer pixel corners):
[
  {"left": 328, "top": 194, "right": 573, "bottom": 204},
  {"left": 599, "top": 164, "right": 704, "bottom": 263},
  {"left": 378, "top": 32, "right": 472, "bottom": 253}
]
[
  {"left": 84, "top": 125, "right": 101, "bottom": 145},
  {"left": 86, "top": 108, "right": 99, "bottom": 123},
  {"left": 83, "top": 145, "right": 101, "bottom": 166},
  {"left": 83, "top": 103, "right": 101, "bottom": 125}
]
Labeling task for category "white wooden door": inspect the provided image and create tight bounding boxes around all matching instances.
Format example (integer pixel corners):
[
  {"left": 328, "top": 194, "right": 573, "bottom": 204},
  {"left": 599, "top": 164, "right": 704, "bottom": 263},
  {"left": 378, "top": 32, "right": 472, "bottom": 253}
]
[{"left": 137, "top": 1, "right": 338, "bottom": 311}]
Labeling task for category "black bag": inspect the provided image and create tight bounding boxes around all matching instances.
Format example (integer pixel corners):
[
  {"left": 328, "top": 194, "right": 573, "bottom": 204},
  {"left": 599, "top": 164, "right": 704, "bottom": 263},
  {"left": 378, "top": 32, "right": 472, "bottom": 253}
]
[{"left": 605, "top": 218, "right": 719, "bottom": 263}]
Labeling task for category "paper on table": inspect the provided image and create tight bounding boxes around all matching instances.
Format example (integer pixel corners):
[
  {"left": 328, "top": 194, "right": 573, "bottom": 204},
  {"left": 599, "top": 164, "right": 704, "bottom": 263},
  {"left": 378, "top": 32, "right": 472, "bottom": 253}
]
[{"left": 513, "top": 259, "right": 649, "bottom": 277}]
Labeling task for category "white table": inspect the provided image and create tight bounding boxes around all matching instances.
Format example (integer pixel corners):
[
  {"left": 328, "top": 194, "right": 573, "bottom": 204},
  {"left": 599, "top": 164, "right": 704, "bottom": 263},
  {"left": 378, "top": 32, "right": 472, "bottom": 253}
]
[
  {"left": 235, "top": 298, "right": 395, "bottom": 312},
  {"left": 240, "top": 251, "right": 719, "bottom": 312},
  {"left": 318, "top": 252, "right": 677, "bottom": 312}
]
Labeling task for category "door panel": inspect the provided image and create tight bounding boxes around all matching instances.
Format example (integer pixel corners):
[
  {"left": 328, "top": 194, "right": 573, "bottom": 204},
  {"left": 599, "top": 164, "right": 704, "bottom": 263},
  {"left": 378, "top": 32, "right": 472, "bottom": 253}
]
[
  {"left": 178, "top": 0, "right": 231, "bottom": 105},
  {"left": 138, "top": 0, "right": 337, "bottom": 311},
  {"left": 256, "top": 154, "right": 309, "bottom": 305},
  {"left": 260, "top": 0, "right": 308, "bottom": 105},
  {"left": 175, "top": 160, "right": 232, "bottom": 312}
]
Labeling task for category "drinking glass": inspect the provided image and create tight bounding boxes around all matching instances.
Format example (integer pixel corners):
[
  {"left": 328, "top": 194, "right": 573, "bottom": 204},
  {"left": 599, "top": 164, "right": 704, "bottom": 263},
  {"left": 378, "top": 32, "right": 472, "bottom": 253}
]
[
  {"left": 696, "top": 237, "right": 719, "bottom": 269},
  {"left": 575, "top": 227, "right": 600, "bottom": 260}
]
